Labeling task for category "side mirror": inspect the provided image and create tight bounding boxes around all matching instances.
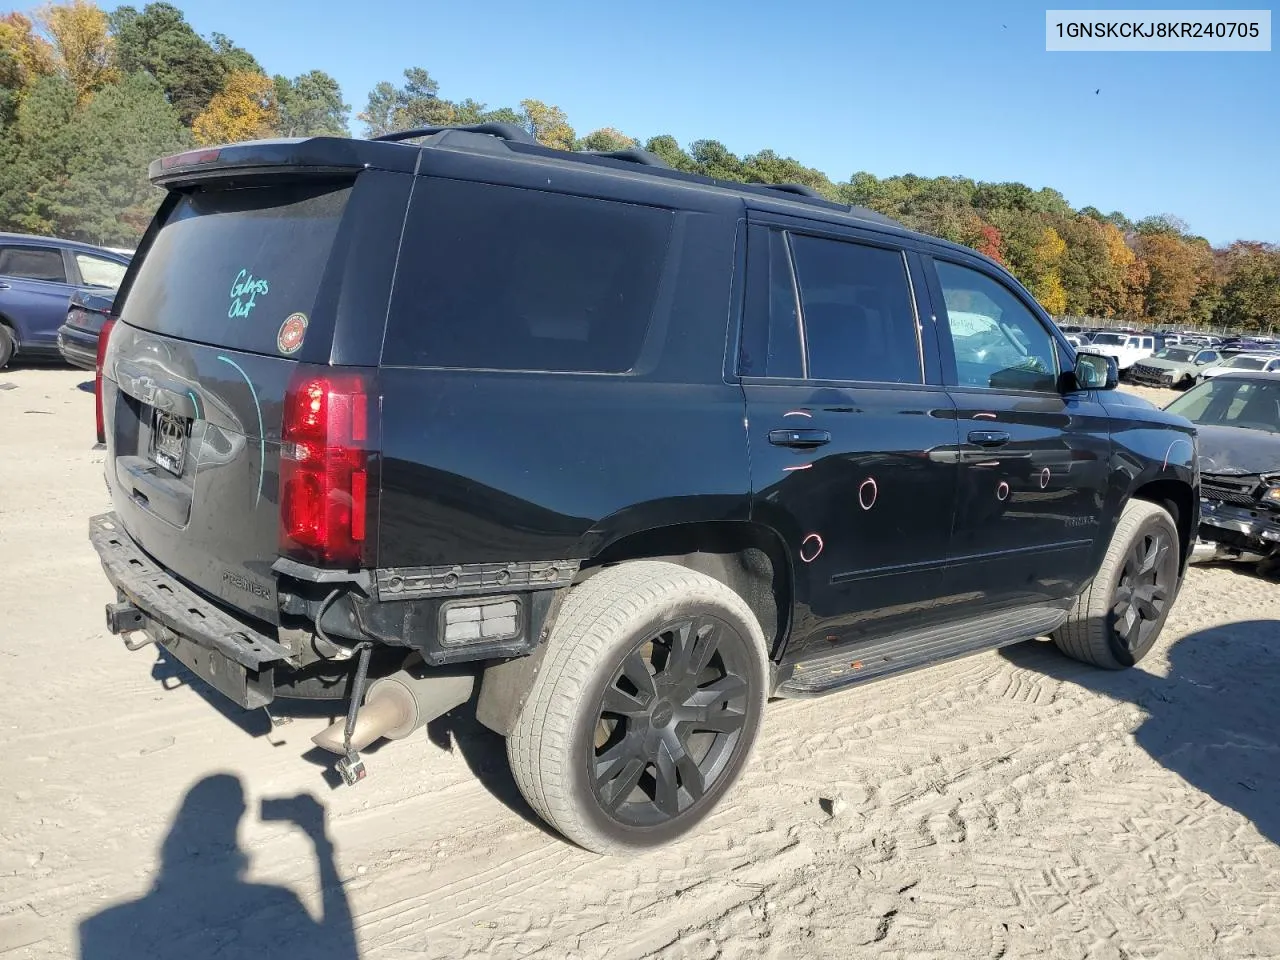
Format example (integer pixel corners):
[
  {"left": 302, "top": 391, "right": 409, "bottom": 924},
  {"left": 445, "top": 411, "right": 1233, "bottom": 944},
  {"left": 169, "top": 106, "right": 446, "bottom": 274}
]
[{"left": 1073, "top": 352, "right": 1118, "bottom": 391}]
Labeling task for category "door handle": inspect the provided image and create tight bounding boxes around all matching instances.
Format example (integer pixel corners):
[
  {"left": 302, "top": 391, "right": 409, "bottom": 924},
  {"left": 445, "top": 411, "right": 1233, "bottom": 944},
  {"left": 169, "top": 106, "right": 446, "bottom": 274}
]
[
  {"left": 0, "top": 282, "right": 10, "bottom": 290},
  {"left": 968, "top": 430, "right": 1011, "bottom": 447},
  {"left": 769, "top": 428, "right": 831, "bottom": 448}
]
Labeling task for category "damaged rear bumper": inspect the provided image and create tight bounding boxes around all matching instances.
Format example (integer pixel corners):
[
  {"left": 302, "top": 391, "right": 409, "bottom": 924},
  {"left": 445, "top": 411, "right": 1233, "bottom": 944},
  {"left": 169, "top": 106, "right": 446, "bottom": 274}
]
[{"left": 90, "top": 512, "right": 294, "bottom": 708}]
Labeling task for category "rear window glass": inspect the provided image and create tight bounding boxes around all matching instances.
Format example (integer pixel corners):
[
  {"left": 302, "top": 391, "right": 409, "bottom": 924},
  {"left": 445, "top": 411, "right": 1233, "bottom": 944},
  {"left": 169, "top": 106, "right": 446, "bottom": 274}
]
[
  {"left": 120, "top": 182, "right": 351, "bottom": 358},
  {"left": 386, "top": 179, "right": 673, "bottom": 372}
]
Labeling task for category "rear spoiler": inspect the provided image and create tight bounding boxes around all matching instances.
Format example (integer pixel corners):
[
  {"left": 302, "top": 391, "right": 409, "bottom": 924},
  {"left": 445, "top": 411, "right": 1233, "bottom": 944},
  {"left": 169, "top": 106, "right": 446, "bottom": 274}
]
[{"left": 149, "top": 136, "right": 419, "bottom": 187}]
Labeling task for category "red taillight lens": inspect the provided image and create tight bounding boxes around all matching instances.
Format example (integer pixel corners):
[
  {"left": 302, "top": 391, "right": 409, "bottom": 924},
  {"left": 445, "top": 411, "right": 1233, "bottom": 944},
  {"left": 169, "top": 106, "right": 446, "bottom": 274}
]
[
  {"left": 279, "top": 368, "right": 376, "bottom": 568},
  {"left": 95, "top": 317, "right": 116, "bottom": 445}
]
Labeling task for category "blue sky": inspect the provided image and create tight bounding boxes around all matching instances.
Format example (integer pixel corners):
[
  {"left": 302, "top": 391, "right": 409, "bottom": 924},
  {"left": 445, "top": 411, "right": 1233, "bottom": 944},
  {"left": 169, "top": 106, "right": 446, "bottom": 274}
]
[{"left": 148, "top": 0, "right": 1276, "bottom": 245}]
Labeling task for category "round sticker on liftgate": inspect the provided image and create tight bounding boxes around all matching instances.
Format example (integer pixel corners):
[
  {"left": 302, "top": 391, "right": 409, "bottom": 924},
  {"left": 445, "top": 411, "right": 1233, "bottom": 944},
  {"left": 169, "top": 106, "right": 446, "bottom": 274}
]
[{"left": 277, "top": 313, "right": 308, "bottom": 354}]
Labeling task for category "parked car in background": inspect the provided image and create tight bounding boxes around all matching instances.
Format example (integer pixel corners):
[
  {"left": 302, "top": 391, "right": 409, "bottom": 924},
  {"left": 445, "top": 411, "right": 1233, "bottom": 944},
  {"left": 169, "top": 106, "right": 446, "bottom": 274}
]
[
  {"left": 1219, "top": 337, "right": 1279, "bottom": 356},
  {"left": 1169, "top": 371, "right": 1280, "bottom": 569},
  {"left": 0, "top": 233, "right": 130, "bottom": 369},
  {"left": 1081, "top": 330, "right": 1163, "bottom": 371},
  {"left": 1064, "top": 333, "right": 1090, "bottom": 349},
  {"left": 1200, "top": 353, "right": 1280, "bottom": 382},
  {"left": 57, "top": 287, "right": 116, "bottom": 370},
  {"left": 1179, "top": 334, "right": 1222, "bottom": 349},
  {"left": 1128, "top": 346, "right": 1222, "bottom": 389}
]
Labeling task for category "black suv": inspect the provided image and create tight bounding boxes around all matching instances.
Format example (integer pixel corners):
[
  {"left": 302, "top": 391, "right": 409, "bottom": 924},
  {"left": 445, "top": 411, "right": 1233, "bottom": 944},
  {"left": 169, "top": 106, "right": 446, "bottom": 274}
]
[{"left": 90, "top": 124, "right": 1199, "bottom": 854}]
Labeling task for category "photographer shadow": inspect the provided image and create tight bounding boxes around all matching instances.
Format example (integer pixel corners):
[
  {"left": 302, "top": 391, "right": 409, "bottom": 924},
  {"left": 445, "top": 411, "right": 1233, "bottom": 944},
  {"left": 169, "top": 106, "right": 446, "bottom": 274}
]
[
  {"left": 77, "top": 773, "right": 359, "bottom": 960},
  {"left": 1002, "top": 617, "right": 1280, "bottom": 846}
]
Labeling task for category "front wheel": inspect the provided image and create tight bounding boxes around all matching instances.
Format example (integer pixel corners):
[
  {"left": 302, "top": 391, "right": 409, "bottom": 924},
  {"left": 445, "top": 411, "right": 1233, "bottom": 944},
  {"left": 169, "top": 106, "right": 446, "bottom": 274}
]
[
  {"left": 507, "top": 560, "right": 769, "bottom": 854},
  {"left": 1053, "top": 499, "right": 1181, "bottom": 669},
  {"left": 0, "top": 325, "right": 13, "bottom": 370}
]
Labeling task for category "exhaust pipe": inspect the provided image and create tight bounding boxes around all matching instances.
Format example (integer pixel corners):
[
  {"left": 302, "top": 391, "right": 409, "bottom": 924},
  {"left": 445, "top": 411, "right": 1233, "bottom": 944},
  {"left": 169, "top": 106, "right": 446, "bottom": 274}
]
[{"left": 312, "top": 669, "right": 475, "bottom": 755}]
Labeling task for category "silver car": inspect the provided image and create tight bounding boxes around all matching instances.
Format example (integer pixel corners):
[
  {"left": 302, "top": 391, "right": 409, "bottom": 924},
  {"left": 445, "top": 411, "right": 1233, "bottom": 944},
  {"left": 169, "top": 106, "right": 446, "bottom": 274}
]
[{"left": 1128, "top": 346, "right": 1223, "bottom": 389}]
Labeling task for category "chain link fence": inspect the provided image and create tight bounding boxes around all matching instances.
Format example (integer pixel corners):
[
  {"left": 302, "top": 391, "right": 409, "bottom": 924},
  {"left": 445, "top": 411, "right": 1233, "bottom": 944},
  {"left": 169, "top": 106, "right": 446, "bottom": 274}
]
[{"left": 1053, "top": 315, "right": 1270, "bottom": 338}]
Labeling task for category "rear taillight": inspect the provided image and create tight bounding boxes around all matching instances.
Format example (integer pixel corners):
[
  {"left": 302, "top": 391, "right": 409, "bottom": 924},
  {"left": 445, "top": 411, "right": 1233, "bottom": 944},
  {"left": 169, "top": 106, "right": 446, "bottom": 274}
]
[
  {"left": 95, "top": 317, "right": 116, "bottom": 445},
  {"left": 279, "top": 367, "right": 377, "bottom": 568}
]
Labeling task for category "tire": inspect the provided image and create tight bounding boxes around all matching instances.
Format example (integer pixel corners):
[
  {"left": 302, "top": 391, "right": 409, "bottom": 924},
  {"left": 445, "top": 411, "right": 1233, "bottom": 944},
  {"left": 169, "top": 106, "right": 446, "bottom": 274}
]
[
  {"left": 507, "top": 560, "right": 769, "bottom": 854},
  {"left": 1052, "top": 499, "right": 1180, "bottom": 669},
  {"left": 0, "top": 325, "right": 13, "bottom": 370}
]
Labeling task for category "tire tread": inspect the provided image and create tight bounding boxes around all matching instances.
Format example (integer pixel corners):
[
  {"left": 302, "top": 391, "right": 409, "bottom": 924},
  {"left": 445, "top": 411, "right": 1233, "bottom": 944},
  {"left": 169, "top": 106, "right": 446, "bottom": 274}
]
[
  {"left": 507, "top": 560, "right": 767, "bottom": 854},
  {"left": 1052, "top": 499, "right": 1176, "bottom": 669}
]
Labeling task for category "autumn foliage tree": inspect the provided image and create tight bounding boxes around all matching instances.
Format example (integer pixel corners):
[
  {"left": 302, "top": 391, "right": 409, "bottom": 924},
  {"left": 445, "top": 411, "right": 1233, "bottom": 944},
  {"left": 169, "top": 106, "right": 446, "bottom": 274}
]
[
  {"left": 1137, "top": 229, "right": 1214, "bottom": 325},
  {"left": 191, "top": 69, "right": 277, "bottom": 145},
  {"left": 36, "top": 0, "right": 117, "bottom": 101},
  {"left": 518, "top": 98, "right": 574, "bottom": 149},
  {"left": 1, "top": 11, "right": 56, "bottom": 122}
]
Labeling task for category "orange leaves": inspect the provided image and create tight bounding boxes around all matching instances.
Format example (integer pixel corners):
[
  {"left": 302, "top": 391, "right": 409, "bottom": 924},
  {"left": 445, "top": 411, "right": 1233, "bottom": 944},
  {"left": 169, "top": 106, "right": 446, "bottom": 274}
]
[
  {"left": 1136, "top": 231, "right": 1214, "bottom": 324},
  {"left": 35, "top": 0, "right": 117, "bottom": 102},
  {"left": 0, "top": 11, "right": 56, "bottom": 94},
  {"left": 1030, "top": 226, "right": 1068, "bottom": 315},
  {"left": 191, "top": 70, "right": 279, "bottom": 146},
  {"left": 519, "top": 99, "right": 574, "bottom": 150}
]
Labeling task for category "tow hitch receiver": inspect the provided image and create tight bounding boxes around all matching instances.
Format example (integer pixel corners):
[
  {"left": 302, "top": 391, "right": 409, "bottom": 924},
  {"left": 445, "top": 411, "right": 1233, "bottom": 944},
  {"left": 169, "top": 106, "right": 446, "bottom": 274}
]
[{"left": 106, "top": 600, "right": 145, "bottom": 634}]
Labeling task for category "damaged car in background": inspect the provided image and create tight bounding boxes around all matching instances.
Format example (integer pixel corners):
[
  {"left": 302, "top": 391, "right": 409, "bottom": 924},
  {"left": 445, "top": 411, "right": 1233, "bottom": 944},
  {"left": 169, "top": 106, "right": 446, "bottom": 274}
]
[
  {"left": 1128, "top": 345, "right": 1222, "bottom": 390},
  {"left": 1166, "top": 371, "right": 1280, "bottom": 570}
]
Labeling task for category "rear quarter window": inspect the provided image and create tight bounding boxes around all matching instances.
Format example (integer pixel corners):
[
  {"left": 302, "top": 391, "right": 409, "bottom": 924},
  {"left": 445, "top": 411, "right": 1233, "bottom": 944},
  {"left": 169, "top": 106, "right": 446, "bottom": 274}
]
[
  {"left": 119, "top": 181, "right": 352, "bottom": 359},
  {"left": 385, "top": 179, "right": 674, "bottom": 373}
]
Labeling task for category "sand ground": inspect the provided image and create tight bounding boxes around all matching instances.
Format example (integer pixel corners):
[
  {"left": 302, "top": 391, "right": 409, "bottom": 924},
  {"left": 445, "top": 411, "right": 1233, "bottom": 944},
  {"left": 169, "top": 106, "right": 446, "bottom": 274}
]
[{"left": 1, "top": 368, "right": 1277, "bottom": 960}]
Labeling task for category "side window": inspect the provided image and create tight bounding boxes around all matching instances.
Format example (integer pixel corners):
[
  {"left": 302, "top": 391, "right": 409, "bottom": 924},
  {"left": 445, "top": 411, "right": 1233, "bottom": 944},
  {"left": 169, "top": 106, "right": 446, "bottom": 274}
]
[
  {"left": 0, "top": 246, "right": 67, "bottom": 283},
  {"left": 788, "top": 234, "right": 921, "bottom": 384},
  {"left": 739, "top": 228, "right": 803, "bottom": 379},
  {"left": 386, "top": 180, "right": 673, "bottom": 373},
  {"left": 75, "top": 253, "right": 127, "bottom": 289},
  {"left": 934, "top": 259, "right": 1058, "bottom": 392},
  {"left": 1199, "top": 350, "right": 1219, "bottom": 363}
]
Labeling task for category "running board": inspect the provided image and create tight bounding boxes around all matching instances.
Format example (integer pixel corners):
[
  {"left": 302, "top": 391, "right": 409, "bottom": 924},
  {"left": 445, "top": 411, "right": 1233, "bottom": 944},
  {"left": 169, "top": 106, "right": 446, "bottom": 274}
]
[{"left": 775, "top": 606, "right": 1068, "bottom": 698}]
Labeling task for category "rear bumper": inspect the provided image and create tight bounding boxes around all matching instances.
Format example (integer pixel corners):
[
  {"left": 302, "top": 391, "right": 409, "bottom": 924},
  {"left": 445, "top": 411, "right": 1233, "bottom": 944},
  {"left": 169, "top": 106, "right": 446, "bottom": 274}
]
[
  {"left": 57, "top": 325, "right": 98, "bottom": 370},
  {"left": 90, "top": 512, "right": 294, "bottom": 708}
]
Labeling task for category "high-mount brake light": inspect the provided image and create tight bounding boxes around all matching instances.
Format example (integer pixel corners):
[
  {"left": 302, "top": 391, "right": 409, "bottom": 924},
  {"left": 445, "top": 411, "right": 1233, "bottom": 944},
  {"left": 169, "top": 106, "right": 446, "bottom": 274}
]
[
  {"left": 160, "top": 148, "right": 222, "bottom": 169},
  {"left": 279, "top": 368, "right": 377, "bottom": 568}
]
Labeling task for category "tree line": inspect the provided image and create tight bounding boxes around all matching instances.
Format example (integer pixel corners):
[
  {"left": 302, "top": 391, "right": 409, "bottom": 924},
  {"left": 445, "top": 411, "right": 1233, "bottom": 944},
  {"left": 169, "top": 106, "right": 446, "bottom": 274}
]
[{"left": 3, "top": 1, "right": 1277, "bottom": 331}]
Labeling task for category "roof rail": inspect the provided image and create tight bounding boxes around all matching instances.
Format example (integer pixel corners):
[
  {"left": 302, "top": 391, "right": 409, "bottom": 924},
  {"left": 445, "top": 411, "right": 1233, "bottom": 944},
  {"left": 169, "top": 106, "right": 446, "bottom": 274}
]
[
  {"left": 372, "top": 122, "right": 534, "bottom": 144},
  {"left": 368, "top": 123, "right": 908, "bottom": 232},
  {"left": 769, "top": 183, "right": 825, "bottom": 199},
  {"left": 846, "top": 205, "right": 903, "bottom": 228},
  {"left": 579, "top": 147, "right": 671, "bottom": 169}
]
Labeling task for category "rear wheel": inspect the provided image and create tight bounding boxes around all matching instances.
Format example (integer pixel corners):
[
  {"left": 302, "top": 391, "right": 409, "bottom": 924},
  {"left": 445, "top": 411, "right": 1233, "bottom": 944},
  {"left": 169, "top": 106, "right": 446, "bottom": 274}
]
[
  {"left": 1053, "top": 499, "right": 1180, "bottom": 669},
  {"left": 0, "top": 325, "right": 14, "bottom": 370},
  {"left": 507, "top": 561, "right": 768, "bottom": 854}
]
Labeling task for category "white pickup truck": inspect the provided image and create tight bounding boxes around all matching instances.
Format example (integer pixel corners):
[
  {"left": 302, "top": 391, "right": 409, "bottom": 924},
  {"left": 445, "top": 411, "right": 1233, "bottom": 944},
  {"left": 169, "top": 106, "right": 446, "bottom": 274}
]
[{"left": 1080, "top": 331, "right": 1160, "bottom": 371}]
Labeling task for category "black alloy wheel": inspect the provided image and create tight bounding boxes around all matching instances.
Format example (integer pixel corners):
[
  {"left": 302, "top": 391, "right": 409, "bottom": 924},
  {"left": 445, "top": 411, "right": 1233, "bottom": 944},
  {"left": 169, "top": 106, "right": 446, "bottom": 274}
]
[
  {"left": 1112, "top": 526, "right": 1177, "bottom": 655},
  {"left": 589, "top": 615, "right": 752, "bottom": 828}
]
